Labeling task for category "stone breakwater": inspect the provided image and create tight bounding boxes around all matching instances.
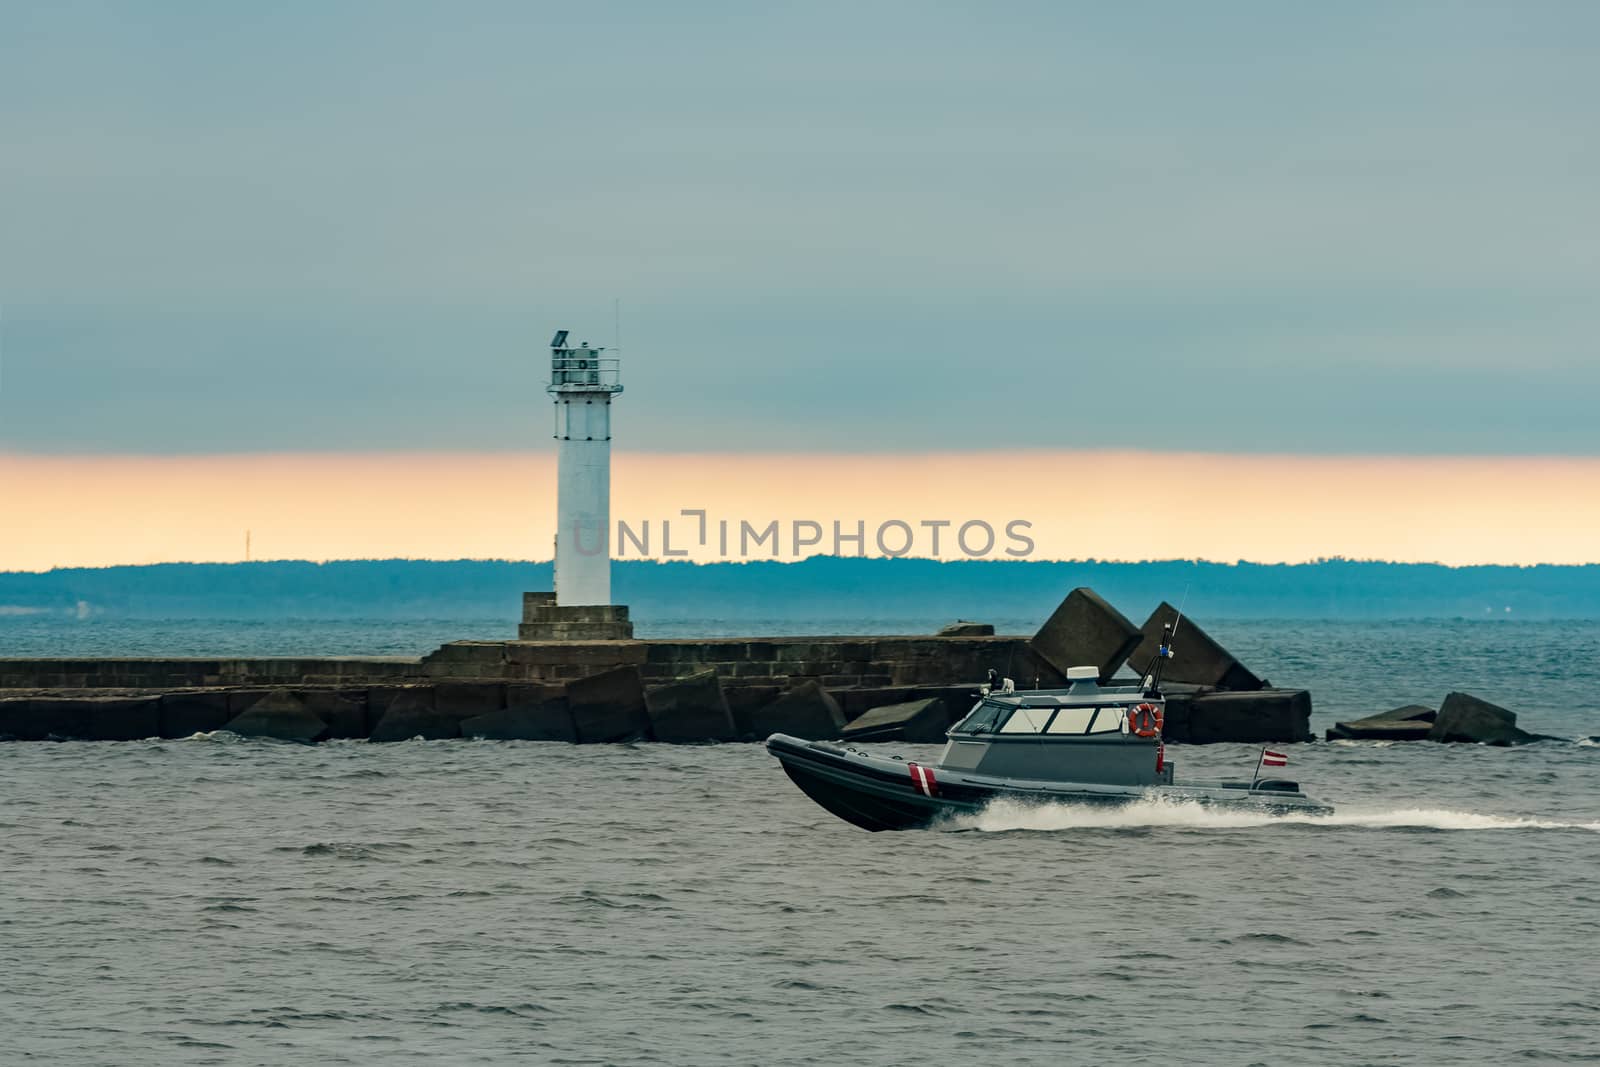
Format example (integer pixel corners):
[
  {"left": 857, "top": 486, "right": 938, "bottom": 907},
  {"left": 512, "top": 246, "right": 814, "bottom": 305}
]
[{"left": 0, "top": 588, "right": 1318, "bottom": 745}]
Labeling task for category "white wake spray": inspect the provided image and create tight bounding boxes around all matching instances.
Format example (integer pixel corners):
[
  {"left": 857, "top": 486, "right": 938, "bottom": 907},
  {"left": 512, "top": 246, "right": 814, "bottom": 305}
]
[{"left": 952, "top": 796, "right": 1600, "bottom": 834}]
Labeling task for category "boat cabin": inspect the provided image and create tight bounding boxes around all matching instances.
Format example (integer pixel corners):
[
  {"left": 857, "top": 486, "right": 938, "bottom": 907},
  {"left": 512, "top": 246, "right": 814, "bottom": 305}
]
[{"left": 939, "top": 673, "right": 1173, "bottom": 787}]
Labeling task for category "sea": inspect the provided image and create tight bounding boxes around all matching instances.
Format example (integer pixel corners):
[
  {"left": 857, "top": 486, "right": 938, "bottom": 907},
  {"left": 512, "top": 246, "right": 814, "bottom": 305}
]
[{"left": 3, "top": 616, "right": 1599, "bottom": 1065}]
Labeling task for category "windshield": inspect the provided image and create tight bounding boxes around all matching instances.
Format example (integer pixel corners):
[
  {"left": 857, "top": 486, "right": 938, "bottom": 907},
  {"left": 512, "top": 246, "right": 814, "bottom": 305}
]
[{"left": 953, "top": 701, "right": 1006, "bottom": 734}]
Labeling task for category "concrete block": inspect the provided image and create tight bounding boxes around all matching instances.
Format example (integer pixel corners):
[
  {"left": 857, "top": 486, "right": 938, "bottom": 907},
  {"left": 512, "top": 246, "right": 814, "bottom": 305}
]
[
  {"left": 906, "top": 684, "right": 984, "bottom": 717},
  {"left": 462, "top": 698, "right": 576, "bottom": 741},
  {"left": 725, "top": 685, "right": 782, "bottom": 740},
  {"left": 833, "top": 641, "right": 877, "bottom": 663},
  {"left": 989, "top": 643, "right": 1070, "bottom": 691},
  {"left": 522, "top": 602, "right": 631, "bottom": 625},
  {"left": 521, "top": 590, "right": 556, "bottom": 616},
  {"left": 1184, "top": 689, "right": 1312, "bottom": 744},
  {"left": 1150, "top": 684, "right": 1213, "bottom": 742},
  {"left": 503, "top": 642, "right": 646, "bottom": 669},
  {"left": 517, "top": 602, "right": 633, "bottom": 640},
  {"left": 369, "top": 690, "right": 460, "bottom": 742},
  {"left": 638, "top": 664, "right": 680, "bottom": 680},
  {"left": 1131, "top": 603, "right": 1263, "bottom": 691},
  {"left": 159, "top": 691, "right": 233, "bottom": 737},
  {"left": 434, "top": 683, "right": 505, "bottom": 720},
  {"left": 732, "top": 662, "right": 775, "bottom": 678},
  {"left": 1029, "top": 588, "right": 1143, "bottom": 683},
  {"left": 506, "top": 683, "right": 565, "bottom": 707},
  {"left": 222, "top": 691, "right": 329, "bottom": 743},
  {"left": 226, "top": 689, "right": 273, "bottom": 716},
  {"left": 567, "top": 666, "right": 652, "bottom": 743},
  {"left": 790, "top": 660, "right": 845, "bottom": 678},
  {"left": 516, "top": 622, "right": 633, "bottom": 641},
  {"left": 938, "top": 621, "right": 994, "bottom": 637},
  {"left": 0, "top": 699, "right": 46, "bottom": 741},
  {"left": 842, "top": 698, "right": 950, "bottom": 743},
  {"left": 1326, "top": 704, "right": 1436, "bottom": 742},
  {"left": 19, "top": 696, "right": 162, "bottom": 741},
  {"left": 1429, "top": 692, "right": 1538, "bottom": 746},
  {"left": 298, "top": 690, "right": 368, "bottom": 739},
  {"left": 835, "top": 687, "right": 917, "bottom": 721},
  {"left": 645, "top": 670, "right": 737, "bottom": 743},
  {"left": 367, "top": 685, "right": 433, "bottom": 720},
  {"left": 423, "top": 641, "right": 507, "bottom": 667},
  {"left": 749, "top": 681, "right": 847, "bottom": 741}
]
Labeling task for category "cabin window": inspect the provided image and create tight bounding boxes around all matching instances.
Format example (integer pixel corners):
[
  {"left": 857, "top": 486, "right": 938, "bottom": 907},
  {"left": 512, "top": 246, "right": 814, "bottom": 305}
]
[
  {"left": 956, "top": 703, "right": 1004, "bottom": 734},
  {"left": 1088, "top": 707, "right": 1126, "bottom": 733},
  {"left": 999, "top": 707, "right": 1053, "bottom": 733},
  {"left": 1045, "top": 707, "right": 1096, "bottom": 734}
]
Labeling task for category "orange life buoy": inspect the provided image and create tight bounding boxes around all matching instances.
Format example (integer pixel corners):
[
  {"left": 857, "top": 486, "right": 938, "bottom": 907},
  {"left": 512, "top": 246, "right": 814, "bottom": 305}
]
[{"left": 1129, "top": 702, "right": 1163, "bottom": 738}]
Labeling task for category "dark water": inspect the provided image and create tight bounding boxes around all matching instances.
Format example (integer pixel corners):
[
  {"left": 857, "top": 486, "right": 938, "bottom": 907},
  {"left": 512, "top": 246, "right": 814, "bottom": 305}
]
[
  {"left": 4, "top": 738, "right": 1599, "bottom": 1065},
  {"left": 4, "top": 618, "right": 1600, "bottom": 1064}
]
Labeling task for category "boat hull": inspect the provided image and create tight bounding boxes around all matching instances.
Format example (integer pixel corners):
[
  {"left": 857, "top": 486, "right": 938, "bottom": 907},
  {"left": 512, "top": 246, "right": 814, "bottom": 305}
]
[{"left": 767, "top": 734, "right": 1333, "bottom": 832}]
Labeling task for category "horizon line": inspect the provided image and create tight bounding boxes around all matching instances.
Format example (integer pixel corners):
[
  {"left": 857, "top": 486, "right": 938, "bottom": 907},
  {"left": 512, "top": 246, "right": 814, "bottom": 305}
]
[{"left": 7, "top": 555, "right": 1600, "bottom": 577}]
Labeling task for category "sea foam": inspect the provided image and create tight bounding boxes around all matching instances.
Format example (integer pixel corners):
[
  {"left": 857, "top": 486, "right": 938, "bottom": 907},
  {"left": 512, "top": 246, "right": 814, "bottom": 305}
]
[{"left": 954, "top": 796, "right": 1600, "bottom": 834}]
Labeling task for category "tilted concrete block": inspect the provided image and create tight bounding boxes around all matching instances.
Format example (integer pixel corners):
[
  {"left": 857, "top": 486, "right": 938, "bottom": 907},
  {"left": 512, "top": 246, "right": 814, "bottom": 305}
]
[
  {"left": 841, "top": 698, "right": 950, "bottom": 743},
  {"left": 749, "top": 681, "right": 847, "bottom": 741},
  {"left": 1429, "top": 692, "right": 1538, "bottom": 745},
  {"left": 222, "top": 690, "right": 329, "bottom": 743},
  {"left": 725, "top": 685, "right": 783, "bottom": 740},
  {"left": 1131, "top": 603, "right": 1263, "bottom": 691},
  {"left": 646, "top": 670, "right": 737, "bottom": 743},
  {"left": 567, "top": 666, "right": 652, "bottom": 743},
  {"left": 369, "top": 690, "right": 460, "bottom": 742},
  {"left": 938, "top": 621, "right": 994, "bottom": 637},
  {"left": 297, "top": 690, "right": 368, "bottom": 740},
  {"left": 835, "top": 687, "right": 916, "bottom": 722},
  {"left": 226, "top": 689, "right": 273, "bottom": 716},
  {"left": 1326, "top": 704, "right": 1436, "bottom": 741},
  {"left": 1030, "top": 588, "right": 1143, "bottom": 683}
]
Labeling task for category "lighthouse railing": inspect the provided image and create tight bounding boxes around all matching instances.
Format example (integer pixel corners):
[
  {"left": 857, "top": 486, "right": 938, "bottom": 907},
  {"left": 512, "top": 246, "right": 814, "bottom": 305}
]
[{"left": 549, "top": 356, "right": 621, "bottom": 390}]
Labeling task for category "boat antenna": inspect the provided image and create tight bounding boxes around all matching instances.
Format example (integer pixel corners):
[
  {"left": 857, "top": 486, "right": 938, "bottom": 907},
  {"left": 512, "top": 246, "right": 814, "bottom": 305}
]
[
  {"left": 1170, "top": 585, "right": 1190, "bottom": 642},
  {"left": 1142, "top": 585, "right": 1190, "bottom": 695}
]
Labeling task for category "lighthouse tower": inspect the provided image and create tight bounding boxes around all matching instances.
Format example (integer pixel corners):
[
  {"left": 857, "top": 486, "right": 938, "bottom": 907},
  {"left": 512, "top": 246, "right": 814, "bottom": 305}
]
[{"left": 518, "top": 329, "right": 634, "bottom": 641}]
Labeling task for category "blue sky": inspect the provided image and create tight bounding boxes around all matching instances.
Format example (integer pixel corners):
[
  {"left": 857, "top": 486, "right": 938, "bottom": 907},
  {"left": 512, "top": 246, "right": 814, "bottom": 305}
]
[{"left": 2, "top": 1, "right": 1596, "bottom": 455}]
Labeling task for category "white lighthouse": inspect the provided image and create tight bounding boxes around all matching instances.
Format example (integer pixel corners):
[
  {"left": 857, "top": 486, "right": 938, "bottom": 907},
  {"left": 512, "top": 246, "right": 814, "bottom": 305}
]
[{"left": 519, "top": 329, "right": 634, "bottom": 641}]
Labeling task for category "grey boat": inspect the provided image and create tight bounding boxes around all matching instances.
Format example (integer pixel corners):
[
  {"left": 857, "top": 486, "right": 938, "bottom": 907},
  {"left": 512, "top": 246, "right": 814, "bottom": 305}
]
[{"left": 768, "top": 626, "right": 1332, "bottom": 831}]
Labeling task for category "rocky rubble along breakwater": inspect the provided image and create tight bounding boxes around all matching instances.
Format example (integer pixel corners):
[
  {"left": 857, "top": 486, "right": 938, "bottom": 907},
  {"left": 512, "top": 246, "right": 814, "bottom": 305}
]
[
  {"left": 23, "top": 585, "right": 1563, "bottom": 746},
  {"left": 1326, "top": 691, "right": 1552, "bottom": 745}
]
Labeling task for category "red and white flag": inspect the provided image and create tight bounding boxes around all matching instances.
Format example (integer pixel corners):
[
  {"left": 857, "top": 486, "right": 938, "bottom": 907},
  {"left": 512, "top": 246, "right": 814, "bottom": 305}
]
[{"left": 1260, "top": 749, "right": 1288, "bottom": 768}]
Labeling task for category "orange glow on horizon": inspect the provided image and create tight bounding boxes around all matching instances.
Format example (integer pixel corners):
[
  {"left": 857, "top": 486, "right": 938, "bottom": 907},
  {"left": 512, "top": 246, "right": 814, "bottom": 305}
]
[{"left": 2, "top": 449, "right": 1599, "bottom": 571}]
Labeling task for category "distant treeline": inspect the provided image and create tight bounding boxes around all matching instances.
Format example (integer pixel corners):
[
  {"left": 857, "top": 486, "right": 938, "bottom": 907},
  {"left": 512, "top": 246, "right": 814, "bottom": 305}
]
[{"left": 2, "top": 558, "right": 1599, "bottom": 621}]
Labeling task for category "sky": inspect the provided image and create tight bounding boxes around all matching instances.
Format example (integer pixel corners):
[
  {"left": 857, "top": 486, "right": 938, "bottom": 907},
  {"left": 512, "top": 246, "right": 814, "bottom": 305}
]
[
  {"left": 6, "top": 449, "right": 1600, "bottom": 571},
  {"left": 2, "top": 2, "right": 1598, "bottom": 567}
]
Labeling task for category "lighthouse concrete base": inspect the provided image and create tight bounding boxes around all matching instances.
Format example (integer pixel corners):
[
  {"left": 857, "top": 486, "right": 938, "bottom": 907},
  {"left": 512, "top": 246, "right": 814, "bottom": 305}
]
[{"left": 517, "top": 592, "right": 635, "bottom": 641}]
